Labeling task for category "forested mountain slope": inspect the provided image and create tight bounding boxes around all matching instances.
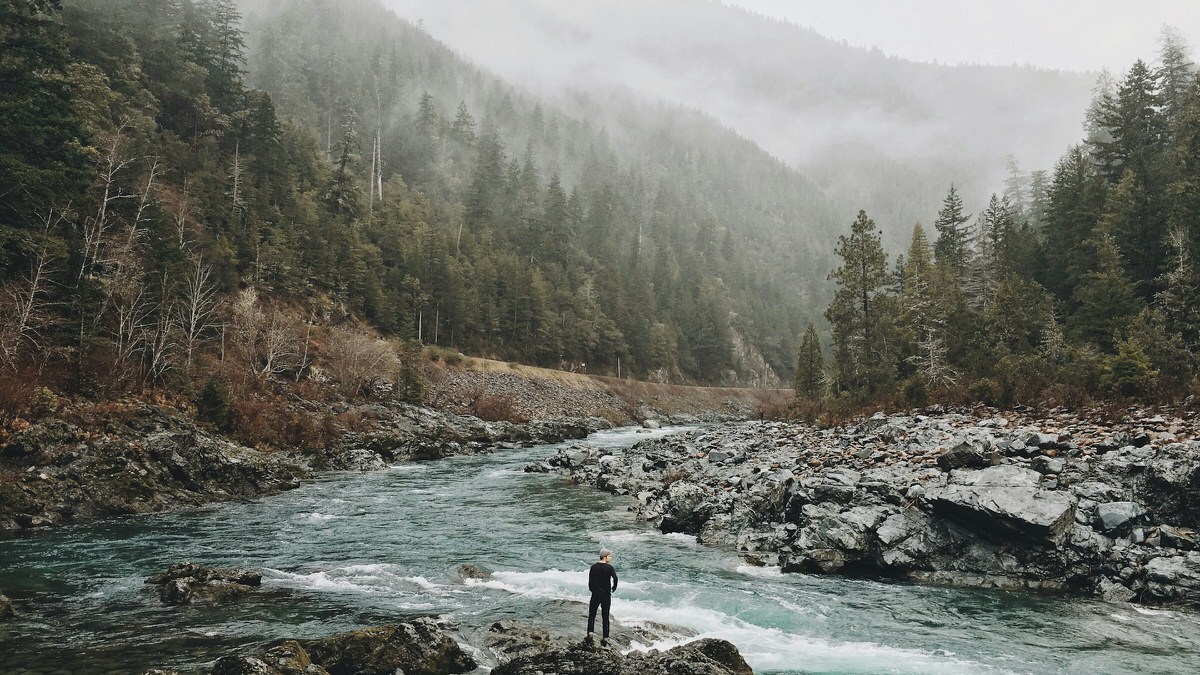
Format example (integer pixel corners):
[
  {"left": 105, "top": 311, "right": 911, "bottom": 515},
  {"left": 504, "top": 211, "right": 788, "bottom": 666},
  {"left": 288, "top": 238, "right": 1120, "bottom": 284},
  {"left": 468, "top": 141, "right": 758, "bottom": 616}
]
[
  {"left": 383, "top": 0, "right": 1097, "bottom": 247},
  {"left": 239, "top": 0, "right": 848, "bottom": 383},
  {"left": 2, "top": 0, "right": 849, "bottom": 394}
]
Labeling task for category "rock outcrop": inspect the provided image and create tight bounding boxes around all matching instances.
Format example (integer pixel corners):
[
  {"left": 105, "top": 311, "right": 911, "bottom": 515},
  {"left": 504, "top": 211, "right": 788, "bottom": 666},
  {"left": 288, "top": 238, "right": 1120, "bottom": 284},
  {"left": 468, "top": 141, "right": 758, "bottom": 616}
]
[
  {"left": 315, "top": 402, "right": 610, "bottom": 471},
  {"left": 204, "top": 619, "right": 477, "bottom": 675},
  {"left": 146, "top": 563, "right": 262, "bottom": 605},
  {"left": 0, "top": 401, "right": 610, "bottom": 533},
  {"left": 0, "top": 406, "right": 307, "bottom": 532},
  {"left": 534, "top": 407, "right": 1200, "bottom": 606},
  {"left": 486, "top": 621, "right": 753, "bottom": 675}
]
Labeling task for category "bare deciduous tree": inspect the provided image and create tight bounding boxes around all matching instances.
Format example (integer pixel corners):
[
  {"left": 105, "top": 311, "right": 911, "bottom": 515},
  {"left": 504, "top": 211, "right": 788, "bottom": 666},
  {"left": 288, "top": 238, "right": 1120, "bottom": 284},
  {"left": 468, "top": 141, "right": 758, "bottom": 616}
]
[
  {"left": 177, "top": 255, "right": 219, "bottom": 372},
  {"left": 228, "top": 287, "right": 310, "bottom": 381},
  {"left": 323, "top": 324, "right": 399, "bottom": 396}
]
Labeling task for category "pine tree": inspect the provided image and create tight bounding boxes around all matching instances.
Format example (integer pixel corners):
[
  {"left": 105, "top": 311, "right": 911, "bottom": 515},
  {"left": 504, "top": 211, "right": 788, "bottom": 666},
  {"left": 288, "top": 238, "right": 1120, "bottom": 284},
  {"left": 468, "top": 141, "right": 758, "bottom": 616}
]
[
  {"left": 1091, "top": 59, "right": 1165, "bottom": 184},
  {"left": 825, "top": 210, "right": 897, "bottom": 396},
  {"left": 793, "top": 323, "right": 824, "bottom": 399},
  {"left": 900, "top": 223, "right": 953, "bottom": 386},
  {"left": 1041, "top": 146, "right": 1108, "bottom": 301},
  {"left": 0, "top": 0, "right": 91, "bottom": 270},
  {"left": 1070, "top": 231, "right": 1143, "bottom": 351},
  {"left": 1003, "top": 155, "right": 1027, "bottom": 219},
  {"left": 932, "top": 184, "right": 972, "bottom": 279},
  {"left": 1158, "top": 27, "right": 1196, "bottom": 131},
  {"left": 965, "top": 194, "right": 1014, "bottom": 310}
]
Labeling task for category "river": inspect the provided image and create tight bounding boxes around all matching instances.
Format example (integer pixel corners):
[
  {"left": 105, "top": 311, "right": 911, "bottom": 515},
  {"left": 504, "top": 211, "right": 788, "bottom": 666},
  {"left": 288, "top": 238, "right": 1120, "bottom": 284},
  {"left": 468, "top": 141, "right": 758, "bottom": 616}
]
[{"left": 2, "top": 426, "right": 1199, "bottom": 674}]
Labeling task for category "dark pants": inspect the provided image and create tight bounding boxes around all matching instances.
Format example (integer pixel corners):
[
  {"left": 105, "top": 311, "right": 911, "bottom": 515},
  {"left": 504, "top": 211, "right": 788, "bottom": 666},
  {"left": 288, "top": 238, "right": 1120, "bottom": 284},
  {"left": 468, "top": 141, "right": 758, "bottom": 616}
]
[{"left": 587, "top": 592, "right": 611, "bottom": 637}]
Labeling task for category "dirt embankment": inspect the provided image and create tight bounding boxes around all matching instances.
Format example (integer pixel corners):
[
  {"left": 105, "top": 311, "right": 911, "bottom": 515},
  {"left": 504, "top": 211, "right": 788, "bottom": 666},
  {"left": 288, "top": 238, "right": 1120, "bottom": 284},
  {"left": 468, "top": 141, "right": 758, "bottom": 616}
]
[{"left": 421, "top": 357, "right": 790, "bottom": 424}]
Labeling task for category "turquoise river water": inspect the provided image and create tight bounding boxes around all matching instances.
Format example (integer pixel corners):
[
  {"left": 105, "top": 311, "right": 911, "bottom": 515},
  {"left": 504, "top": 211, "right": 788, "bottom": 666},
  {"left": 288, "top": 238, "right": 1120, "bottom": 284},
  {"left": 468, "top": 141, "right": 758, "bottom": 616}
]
[{"left": 2, "top": 426, "right": 1200, "bottom": 674}]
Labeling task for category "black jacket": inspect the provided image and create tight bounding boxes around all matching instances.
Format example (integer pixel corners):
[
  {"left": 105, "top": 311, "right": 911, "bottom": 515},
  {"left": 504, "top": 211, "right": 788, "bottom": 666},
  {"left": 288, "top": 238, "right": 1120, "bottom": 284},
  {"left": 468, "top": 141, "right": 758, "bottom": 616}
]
[{"left": 588, "top": 561, "right": 618, "bottom": 595}]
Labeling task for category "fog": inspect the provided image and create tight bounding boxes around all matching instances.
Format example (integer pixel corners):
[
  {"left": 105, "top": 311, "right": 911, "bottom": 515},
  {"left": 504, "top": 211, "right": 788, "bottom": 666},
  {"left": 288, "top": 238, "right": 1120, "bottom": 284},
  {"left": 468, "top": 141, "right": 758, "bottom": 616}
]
[{"left": 724, "top": 0, "right": 1200, "bottom": 72}]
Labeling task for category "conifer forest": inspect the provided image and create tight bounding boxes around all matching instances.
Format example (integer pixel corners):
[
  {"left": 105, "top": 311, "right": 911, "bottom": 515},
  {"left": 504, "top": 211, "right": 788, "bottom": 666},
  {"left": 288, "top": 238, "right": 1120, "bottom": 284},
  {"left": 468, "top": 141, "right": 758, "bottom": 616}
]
[{"left": 2, "top": 0, "right": 1199, "bottom": 415}]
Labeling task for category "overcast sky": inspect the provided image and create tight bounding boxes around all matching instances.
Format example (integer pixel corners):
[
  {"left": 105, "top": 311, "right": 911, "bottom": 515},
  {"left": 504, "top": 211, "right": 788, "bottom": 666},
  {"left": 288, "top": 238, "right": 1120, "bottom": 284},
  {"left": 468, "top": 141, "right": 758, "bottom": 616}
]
[{"left": 722, "top": 0, "right": 1200, "bottom": 72}]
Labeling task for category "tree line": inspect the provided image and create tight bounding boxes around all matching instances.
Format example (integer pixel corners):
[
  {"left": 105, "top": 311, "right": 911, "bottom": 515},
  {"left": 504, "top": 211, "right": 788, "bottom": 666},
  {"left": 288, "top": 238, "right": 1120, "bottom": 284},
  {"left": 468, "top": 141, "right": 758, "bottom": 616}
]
[
  {"left": 807, "top": 30, "right": 1200, "bottom": 410},
  {"left": 0, "top": 0, "right": 837, "bottom": 424}
]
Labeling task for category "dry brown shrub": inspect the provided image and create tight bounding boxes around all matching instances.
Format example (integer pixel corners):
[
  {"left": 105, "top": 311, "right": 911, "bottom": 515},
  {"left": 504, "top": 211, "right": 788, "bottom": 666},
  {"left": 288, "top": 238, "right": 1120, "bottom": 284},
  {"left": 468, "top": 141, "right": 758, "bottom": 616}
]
[
  {"left": 226, "top": 288, "right": 310, "bottom": 384},
  {"left": 753, "top": 390, "right": 792, "bottom": 420},
  {"left": 322, "top": 324, "right": 398, "bottom": 397},
  {"left": 337, "top": 408, "right": 381, "bottom": 433},
  {"left": 0, "top": 372, "right": 36, "bottom": 427},
  {"left": 230, "top": 396, "right": 330, "bottom": 451},
  {"left": 470, "top": 390, "right": 527, "bottom": 423}
]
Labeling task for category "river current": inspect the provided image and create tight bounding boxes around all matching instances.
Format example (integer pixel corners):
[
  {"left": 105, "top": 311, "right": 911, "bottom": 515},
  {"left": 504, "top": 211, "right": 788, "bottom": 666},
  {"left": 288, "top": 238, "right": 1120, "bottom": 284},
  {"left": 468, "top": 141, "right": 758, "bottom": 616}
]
[{"left": 2, "top": 426, "right": 1199, "bottom": 674}]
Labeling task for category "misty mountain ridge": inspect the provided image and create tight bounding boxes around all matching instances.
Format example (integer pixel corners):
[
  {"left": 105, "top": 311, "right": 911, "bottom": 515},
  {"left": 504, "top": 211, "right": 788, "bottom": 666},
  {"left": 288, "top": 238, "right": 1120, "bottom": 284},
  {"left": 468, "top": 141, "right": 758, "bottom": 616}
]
[{"left": 384, "top": 0, "right": 1098, "bottom": 244}]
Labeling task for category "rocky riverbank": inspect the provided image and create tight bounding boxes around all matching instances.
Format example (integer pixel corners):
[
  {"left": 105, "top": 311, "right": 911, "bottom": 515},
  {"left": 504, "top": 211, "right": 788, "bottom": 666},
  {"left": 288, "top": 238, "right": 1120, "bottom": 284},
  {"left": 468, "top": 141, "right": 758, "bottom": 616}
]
[
  {"left": 162, "top": 619, "right": 751, "bottom": 675},
  {"left": 532, "top": 406, "right": 1200, "bottom": 607},
  {"left": 0, "top": 400, "right": 608, "bottom": 534},
  {"left": 131, "top": 567, "right": 754, "bottom": 675}
]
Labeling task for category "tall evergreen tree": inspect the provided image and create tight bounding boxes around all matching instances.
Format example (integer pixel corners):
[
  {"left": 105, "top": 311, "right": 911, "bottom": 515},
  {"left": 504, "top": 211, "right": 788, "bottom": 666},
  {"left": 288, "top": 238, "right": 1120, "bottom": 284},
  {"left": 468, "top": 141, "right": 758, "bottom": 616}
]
[
  {"left": 1041, "top": 146, "right": 1108, "bottom": 301},
  {"left": 1158, "top": 27, "right": 1196, "bottom": 131},
  {"left": 0, "top": 0, "right": 91, "bottom": 270},
  {"left": 932, "top": 184, "right": 972, "bottom": 280},
  {"left": 793, "top": 323, "right": 823, "bottom": 399},
  {"left": 826, "top": 210, "right": 896, "bottom": 396},
  {"left": 1070, "top": 231, "right": 1143, "bottom": 351},
  {"left": 1091, "top": 59, "right": 1165, "bottom": 184}
]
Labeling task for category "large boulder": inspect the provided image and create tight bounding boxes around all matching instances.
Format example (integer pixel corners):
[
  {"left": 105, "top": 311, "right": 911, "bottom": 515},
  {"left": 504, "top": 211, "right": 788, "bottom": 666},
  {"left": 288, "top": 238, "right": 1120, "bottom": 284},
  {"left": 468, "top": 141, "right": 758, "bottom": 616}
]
[
  {"left": 1141, "top": 552, "right": 1200, "bottom": 605},
  {"left": 489, "top": 628, "right": 753, "bottom": 675},
  {"left": 937, "top": 441, "right": 990, "bottom": 471},
  {"left": 300, "top": 618, "right": 476, "bottom": 675},
  {"left": 211, "top": 641, "right": 328, "bottom": 675},
  {"left": 1093, "top": 501, "right": 1146, "bottom": 532},
  {"left": 658, "top": 482, "right": 713, "bottom": 534},
  {"left": 0, "top": 590, "right": 13, "bottom": 618},
  {"left": 930, "top": 465, "right": 1076, "bottom": 545},
  {"left": 145, "top": 563, "right": 261, "bottom": 605}
]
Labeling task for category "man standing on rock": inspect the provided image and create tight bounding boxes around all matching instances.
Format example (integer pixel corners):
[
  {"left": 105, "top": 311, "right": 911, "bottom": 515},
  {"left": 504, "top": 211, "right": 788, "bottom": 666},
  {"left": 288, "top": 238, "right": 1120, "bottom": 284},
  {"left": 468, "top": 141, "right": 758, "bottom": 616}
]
[{"left": 587, "top": 548, "right": 618, "bottom": 646}]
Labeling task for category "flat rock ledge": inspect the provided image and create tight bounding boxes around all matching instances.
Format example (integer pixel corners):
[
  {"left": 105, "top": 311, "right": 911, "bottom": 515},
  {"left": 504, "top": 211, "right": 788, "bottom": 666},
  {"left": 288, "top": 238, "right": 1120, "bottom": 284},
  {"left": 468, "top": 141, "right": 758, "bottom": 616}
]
[
  {"left": 532, "top": 408, "right": 1200, "bottom": 607},
  {"left": 486, "top": 620, "right": 753, "bottom": 675},
  {"left": 145, "top": 563, "right": 262, "bottom": 605}
]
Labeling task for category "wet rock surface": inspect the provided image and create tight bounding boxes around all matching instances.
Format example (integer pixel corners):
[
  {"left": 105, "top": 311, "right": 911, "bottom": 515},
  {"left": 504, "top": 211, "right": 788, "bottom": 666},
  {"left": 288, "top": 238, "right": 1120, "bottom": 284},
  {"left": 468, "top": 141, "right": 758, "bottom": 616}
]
[
  {"left": 206, "top": 618, "right": 477, "bottom": 675},
  {"left": 485, "top": 620, "right": 753, "bottom": 675},
  {"left": 534, "top": 406, "right": 1200, "bottom": 606},
  {"left": 314, "top": 401, "right": 611, "bottom": 471},
  {"left": 145, "top": 563, "right": 263, "bottom": 605},
  {"left": 0, "top": 405, "right": 308, "bottom": 533}
]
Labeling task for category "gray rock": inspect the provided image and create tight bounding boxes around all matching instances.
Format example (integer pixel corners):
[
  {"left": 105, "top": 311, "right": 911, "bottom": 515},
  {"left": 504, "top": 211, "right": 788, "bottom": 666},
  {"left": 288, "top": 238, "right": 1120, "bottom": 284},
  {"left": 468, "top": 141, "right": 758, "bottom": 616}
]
[
  {"left": 1095, "top": 577, "right": 1136, "bottom": 603},
  {"left": 212, "top": 641, "right": 327, "bottom": 675},
  {"left": 0, "top": 590, "right": 13, "bottom": 619},
  {"left": 299, "top": 619, "right": 477, "bottom": 675},
  {"left": 1093, "top": 502, "right": 1146, "bottom": 532},
  {"left": 937, "top": 441, "right": 990, "bottom": 470},
  {"left": 706, "top": 449, "right": 731, "bottom": 463},
  {"left": 930, "top": 465, "right": 1076, "bottom": 544},
  {"left": 1024, "top": 432, "right": 1060, "bottom": 448},
  {"left": 1143, "top": 553, "right": 1200, "bottom": 604},
  {"left": 658, "top": 482, "right": 713, "bottom": 534},
  {"left": 1031, "top": 456, "right": 1065, "bottom": 475},
  {"left": 146, "top": 563, "right": 261, "bottom": 605},
  {"left": 457, "top": 564, "right": 491, "bottom": 580}
]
